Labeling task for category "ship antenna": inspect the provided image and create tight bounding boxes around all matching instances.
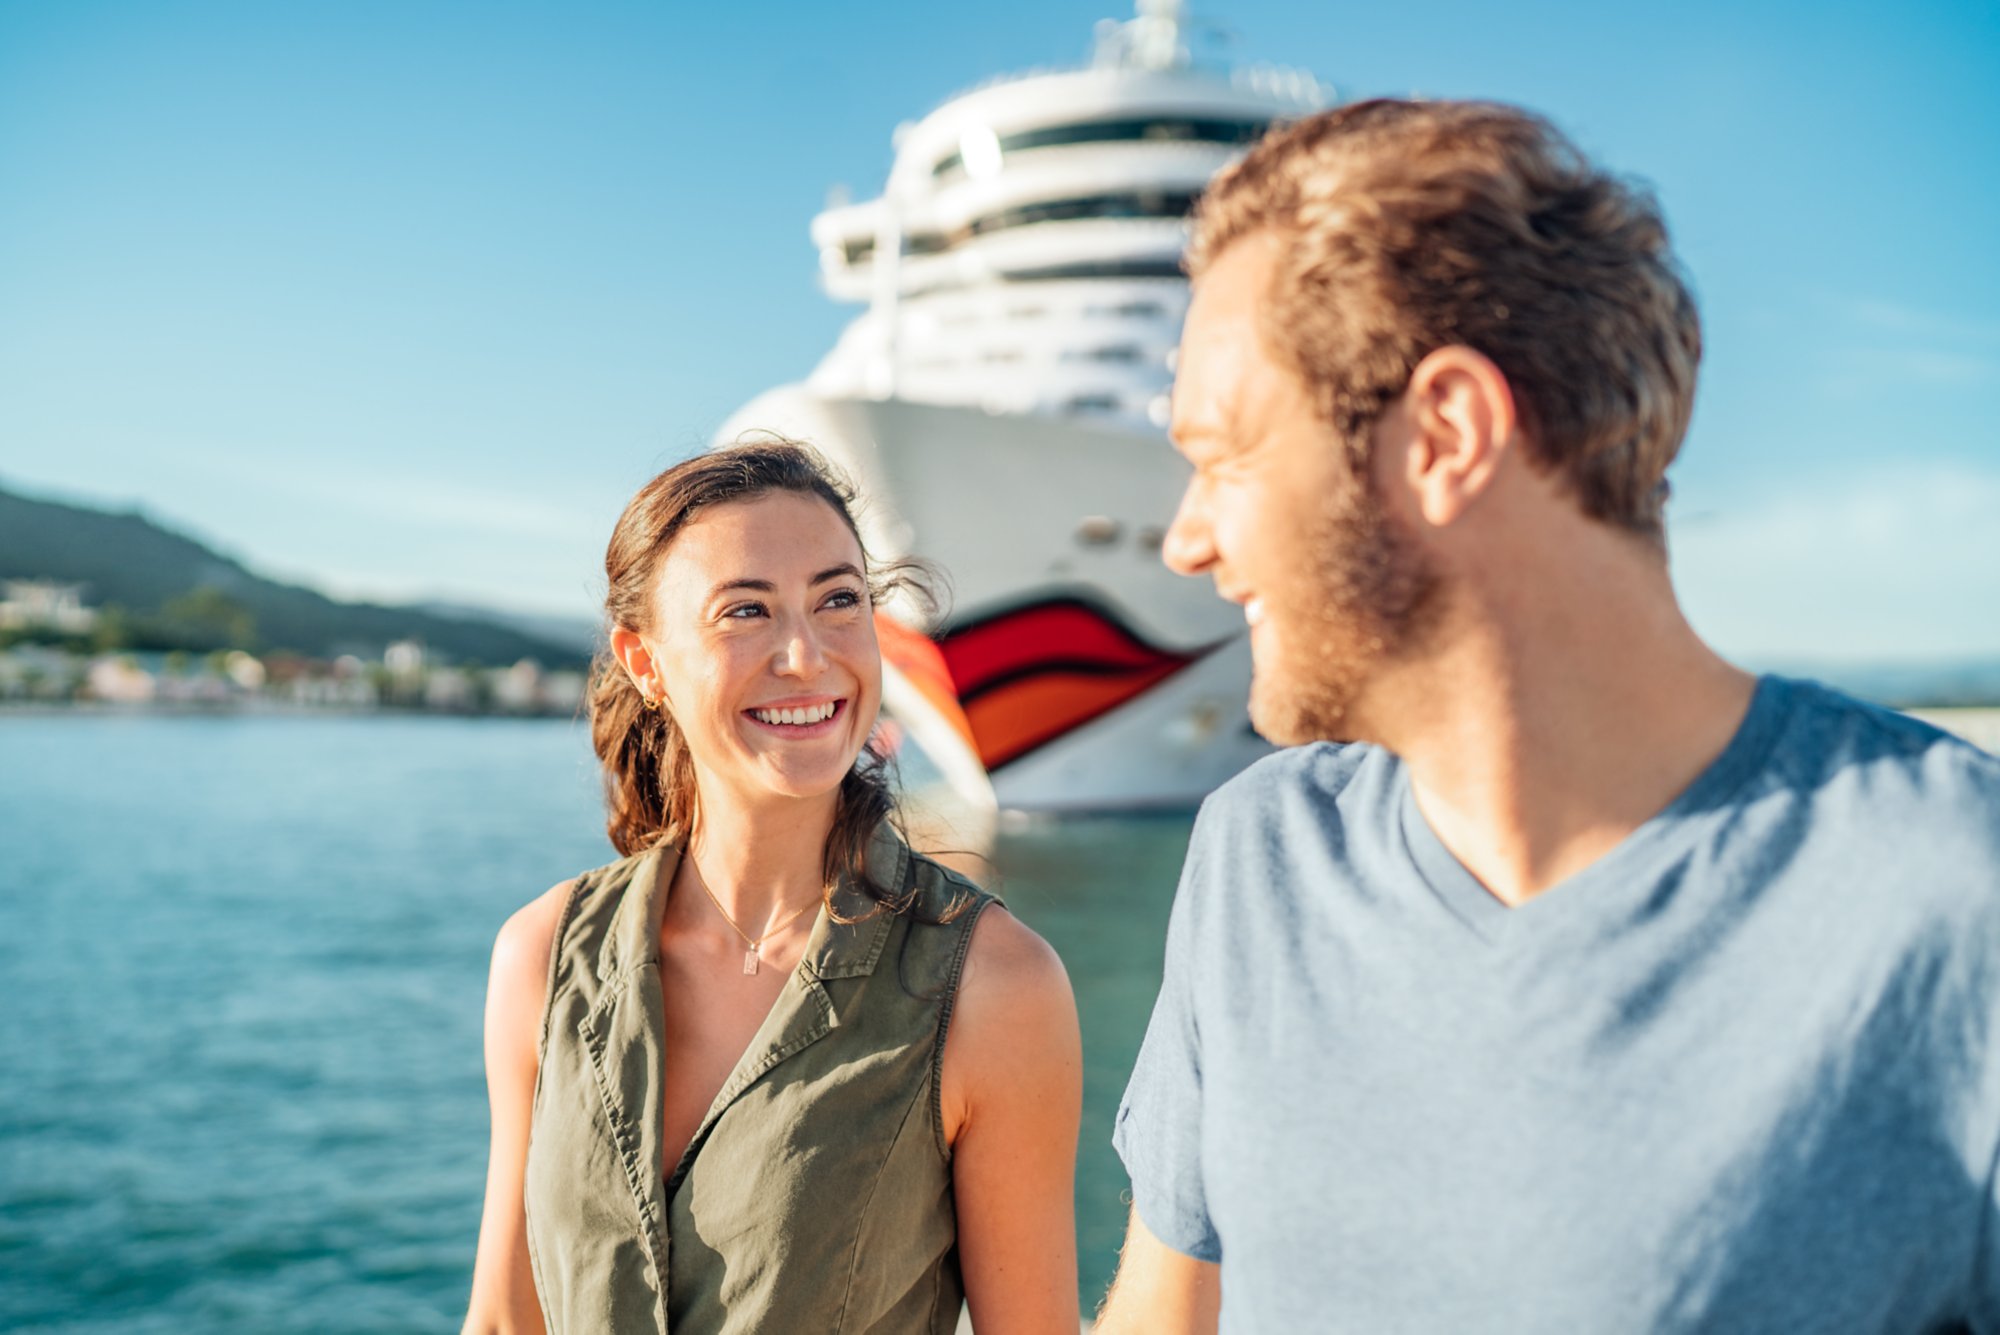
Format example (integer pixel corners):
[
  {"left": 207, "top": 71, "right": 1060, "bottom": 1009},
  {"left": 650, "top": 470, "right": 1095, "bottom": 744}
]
[{"left": 1093, "top": 0, "right": 1191, "bottom": 70}]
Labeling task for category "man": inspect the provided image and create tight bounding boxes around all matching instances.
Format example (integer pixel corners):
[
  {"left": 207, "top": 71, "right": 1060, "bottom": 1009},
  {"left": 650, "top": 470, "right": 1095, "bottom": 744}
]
[{"left": 1099, "top": 99, "right": 2000, "bottom": 1333}]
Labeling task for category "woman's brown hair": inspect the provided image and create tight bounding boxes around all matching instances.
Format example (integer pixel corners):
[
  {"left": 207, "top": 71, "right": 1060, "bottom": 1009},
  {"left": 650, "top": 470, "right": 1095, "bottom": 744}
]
[{"left": 587, "top": 436, "right": 934, "bottom": 917}]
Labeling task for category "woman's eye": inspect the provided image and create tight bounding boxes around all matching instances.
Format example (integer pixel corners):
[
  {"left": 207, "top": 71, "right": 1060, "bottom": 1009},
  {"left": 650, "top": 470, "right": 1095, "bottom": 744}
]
[
  {"left": 823, "top": 588, "right": 864, "bottom": 610},
  {"left": 722, "top": 602, "right": 767, "bottom": 620}
]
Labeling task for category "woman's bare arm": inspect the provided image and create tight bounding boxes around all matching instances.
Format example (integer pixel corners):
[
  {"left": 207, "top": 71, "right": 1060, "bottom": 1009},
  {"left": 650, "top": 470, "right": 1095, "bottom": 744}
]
[
  {"left": 461, "top": 884, "right": 567, "bottom": 1335},
  {"left": 941, "top": 908, "right": 1083, "bottom": 1334}
]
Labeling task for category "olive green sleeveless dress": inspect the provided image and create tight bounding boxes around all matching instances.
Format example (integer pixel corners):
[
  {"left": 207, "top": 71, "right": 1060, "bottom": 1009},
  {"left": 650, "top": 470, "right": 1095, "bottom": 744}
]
[{"left": 522, "top": 824, "right": 996, "bottom": 1334}]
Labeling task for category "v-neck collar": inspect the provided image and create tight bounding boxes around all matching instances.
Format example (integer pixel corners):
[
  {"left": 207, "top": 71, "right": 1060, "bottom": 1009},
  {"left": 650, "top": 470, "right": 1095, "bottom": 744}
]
[
  {"left": 579, "top": 823, "right": 913, "bottom": 1210},
  {"left": 1398, "top": 674, "right": 1796, "bottom": 945},
  {"left": 593, "top": 823, "right": 910, "bottom": 986}
]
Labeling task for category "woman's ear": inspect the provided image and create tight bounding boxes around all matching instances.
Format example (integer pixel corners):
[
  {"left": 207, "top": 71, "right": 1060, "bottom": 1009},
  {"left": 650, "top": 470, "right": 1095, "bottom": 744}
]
[{"left": 609, "top": 626, "right": 658, "bottom": 700}]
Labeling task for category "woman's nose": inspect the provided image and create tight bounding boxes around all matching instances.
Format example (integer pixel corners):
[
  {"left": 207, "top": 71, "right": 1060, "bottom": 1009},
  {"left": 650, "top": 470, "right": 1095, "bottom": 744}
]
[{"left": 775, "top": 623, "right": 827, "bottom": 676}]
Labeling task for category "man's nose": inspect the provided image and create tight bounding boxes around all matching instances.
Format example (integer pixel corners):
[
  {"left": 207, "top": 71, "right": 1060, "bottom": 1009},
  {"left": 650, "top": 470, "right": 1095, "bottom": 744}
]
[{"left": 1160, "top": 489, "right": 1215, "bottom": 577}]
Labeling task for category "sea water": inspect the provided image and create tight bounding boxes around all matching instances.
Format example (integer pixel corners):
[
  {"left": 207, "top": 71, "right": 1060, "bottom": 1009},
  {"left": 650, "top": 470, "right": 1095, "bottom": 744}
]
[{"left": 0, "top": 714, "right": 1184, "bottom": 1330}]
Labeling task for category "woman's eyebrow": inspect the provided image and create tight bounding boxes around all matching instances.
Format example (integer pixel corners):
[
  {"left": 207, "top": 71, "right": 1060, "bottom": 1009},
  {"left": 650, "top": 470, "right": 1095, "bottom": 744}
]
[
  {"left": 704, "top": 565, "right": 862, "bottom": 601},
  {"left": 706, "top": 577, "right": 775, "bottom": 599}
]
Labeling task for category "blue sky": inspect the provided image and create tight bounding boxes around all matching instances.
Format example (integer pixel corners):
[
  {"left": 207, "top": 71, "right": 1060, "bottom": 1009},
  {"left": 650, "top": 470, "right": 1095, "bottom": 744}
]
[{"left": 1, "top": 0, "right": 1995, "bottom": 664}]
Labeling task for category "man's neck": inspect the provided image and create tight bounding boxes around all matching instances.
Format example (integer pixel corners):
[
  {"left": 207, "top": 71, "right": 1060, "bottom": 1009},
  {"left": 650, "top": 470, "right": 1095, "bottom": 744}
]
[{"left": 1366, "top": 526, "right": 1756, "bottom": 908}]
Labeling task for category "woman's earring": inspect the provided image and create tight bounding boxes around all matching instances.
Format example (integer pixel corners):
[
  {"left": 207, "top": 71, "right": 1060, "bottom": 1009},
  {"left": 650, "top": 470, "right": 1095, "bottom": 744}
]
[{"left": 640, "top": 694, "right": 661, "bottom": 713}]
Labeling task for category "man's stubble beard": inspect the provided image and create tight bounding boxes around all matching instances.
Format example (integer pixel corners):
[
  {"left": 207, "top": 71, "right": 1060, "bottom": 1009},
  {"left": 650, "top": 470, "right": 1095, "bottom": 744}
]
[{"left": 1249, "top": 467, "right": 1440, "bottom": 747}]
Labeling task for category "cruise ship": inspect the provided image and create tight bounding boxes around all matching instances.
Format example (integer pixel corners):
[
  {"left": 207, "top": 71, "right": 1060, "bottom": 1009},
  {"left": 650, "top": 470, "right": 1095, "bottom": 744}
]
[{"left": 717, "top": 0, "right": 1329, "bottom": 810}]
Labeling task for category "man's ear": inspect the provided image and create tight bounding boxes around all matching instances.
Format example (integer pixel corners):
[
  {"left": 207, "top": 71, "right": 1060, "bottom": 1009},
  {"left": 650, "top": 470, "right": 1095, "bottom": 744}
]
[
  {"left": 609, "top": 625, "right": 658, "bottom": 699},
  {"left": 1398, "top": 345, "right": 1518, "bottom": 529}
]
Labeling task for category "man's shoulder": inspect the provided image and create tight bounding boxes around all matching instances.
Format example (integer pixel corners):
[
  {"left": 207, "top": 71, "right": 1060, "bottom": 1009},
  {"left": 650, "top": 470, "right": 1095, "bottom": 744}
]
[
  {"left": 1764, "top": 676, "right": 2000, "bottom": 815},
  {"left": 1202, "top": 739, "right": 1395, "bottom": 822},
  {"left": 1752, "top": 678, "right": 2000, "bottom": 939},
  {"left": 1183, "top": 741, "right": 1403, "bottom": 886}
]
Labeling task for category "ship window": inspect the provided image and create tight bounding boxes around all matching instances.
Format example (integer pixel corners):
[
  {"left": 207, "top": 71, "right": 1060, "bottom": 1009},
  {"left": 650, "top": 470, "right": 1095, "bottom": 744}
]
[
  {"left": 840, "top": 233, "right": 951, "bottom": 264},
  {"left": 965, "top": 189, "right": 1201, "bottom": 237},
  {"left": 901, "top": 258, "right": 1187, "bottom": 297},
  {"left": 933, "top": 116, "right": 1271, "bottom": 178},
  {"left": 1004, "top": 259, "right": 1188, "bottom": 282},
  {"left": 1066, "top": 344, "right": 1145, "bottom": 364},
  {"left": 852, "top": 193, "right": 1200, "bottom": 271}
]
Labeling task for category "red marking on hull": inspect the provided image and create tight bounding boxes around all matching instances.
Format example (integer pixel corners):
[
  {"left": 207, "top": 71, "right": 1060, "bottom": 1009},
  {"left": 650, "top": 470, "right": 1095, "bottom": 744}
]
[{"left": 933, "top": 596, "right": 1217, "bottom": 771}]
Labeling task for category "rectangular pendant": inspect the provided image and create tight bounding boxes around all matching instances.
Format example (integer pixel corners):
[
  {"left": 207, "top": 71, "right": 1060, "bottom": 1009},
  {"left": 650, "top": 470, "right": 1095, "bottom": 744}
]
[{"left": 743, "top": 948, "right": 759, "bottom": 976}]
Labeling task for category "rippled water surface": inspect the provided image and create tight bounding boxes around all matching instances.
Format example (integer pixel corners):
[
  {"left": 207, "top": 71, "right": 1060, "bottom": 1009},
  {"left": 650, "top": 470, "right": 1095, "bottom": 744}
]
[{"left": 0, "top": 714, "right": 1186, "bottom": 1330}]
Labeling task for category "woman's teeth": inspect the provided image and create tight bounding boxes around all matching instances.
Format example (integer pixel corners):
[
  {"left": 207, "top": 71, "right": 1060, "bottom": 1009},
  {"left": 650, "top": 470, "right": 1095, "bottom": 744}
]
[{"left": 752, "top": 702, "right": 837, "bottom": 726}]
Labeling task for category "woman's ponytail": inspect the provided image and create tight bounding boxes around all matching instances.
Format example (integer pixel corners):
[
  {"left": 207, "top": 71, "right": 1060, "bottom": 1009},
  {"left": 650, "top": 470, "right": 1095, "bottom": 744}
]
[{"left": 587, "top": 648, "right": 691, "bottom": 856}]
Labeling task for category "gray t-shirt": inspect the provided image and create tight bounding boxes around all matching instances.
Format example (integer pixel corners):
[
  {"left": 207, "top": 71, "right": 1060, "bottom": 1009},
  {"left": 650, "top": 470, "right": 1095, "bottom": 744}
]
[{"left": 1114, "top": 675, "right": 2000, "bottom": 1333}]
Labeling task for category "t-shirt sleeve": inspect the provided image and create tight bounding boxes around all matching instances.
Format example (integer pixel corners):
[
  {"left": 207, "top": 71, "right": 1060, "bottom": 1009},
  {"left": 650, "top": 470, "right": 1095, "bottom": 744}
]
[
  {"left": 1975, "top": 1082, "right": 2000, "bottom": 1330},
  {"left": 1971, "top": 1118, "right": 2000, "bottom": 1333},
  {"left": 1113, "top": 808, "right": 1222, "bottom": 1263},
  {"left": 1965, "top": 778, "right": 2000, "bottom": 1333}
]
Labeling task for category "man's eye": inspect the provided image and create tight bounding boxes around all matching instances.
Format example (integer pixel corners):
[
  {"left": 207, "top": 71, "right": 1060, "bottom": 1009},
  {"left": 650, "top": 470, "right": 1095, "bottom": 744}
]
[{"left": 722, "top": 602, "right": 767, "bottom": 620}]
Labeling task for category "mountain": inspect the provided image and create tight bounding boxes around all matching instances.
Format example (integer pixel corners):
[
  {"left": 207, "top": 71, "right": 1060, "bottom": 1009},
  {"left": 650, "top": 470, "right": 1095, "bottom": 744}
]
[
  {"left": 415, "top": 601, "right": 600, "bottom": 656},
  {"left": 0, "top": 482, "right": 584, "bottom": 665}
]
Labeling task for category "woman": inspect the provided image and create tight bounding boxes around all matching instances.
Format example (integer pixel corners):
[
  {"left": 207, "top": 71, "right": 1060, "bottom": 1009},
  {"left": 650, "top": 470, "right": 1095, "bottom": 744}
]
[{"left": 463, "top": 440, "right": 1082, "bottom": 1334}]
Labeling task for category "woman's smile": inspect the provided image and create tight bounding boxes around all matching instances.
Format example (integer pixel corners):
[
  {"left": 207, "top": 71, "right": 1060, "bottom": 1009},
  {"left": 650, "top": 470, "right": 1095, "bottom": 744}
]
[
  {"left": 629, "top": 488, "right": 884, "bottom": 806},
  {"left": 743, "top": 696, "right": 847, "bottom": 736}
]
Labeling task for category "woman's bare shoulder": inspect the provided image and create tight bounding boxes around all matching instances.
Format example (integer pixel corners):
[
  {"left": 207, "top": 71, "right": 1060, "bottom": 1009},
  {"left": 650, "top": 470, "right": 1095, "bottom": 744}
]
[
  {"left": 894, "top": 839, "right": 1069, "bottom": 1023},
  {"left": 940, "top": 905, "right": 1080, "bottom": 1145},
  {"left": 957, "top": 905, "right": 1068, "bottom": 1004},
  {"left": 948, "top": 907, "right": 1077, "bottom": 1074},
  {"left": 488, "top": 880, "right": 576, "bottom": 1000}
]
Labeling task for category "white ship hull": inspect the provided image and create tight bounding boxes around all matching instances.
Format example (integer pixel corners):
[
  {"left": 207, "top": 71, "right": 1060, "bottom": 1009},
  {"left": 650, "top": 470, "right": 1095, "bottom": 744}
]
[{"left": 716, "top": 386, "right": 1272, "bottom": 810}]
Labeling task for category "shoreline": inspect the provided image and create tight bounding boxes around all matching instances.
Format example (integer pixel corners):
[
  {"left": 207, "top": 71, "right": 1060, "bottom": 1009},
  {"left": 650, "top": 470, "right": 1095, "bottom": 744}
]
[
  {"left": 7, "top": 702, "right": 1996, "bottom": 753},
  {"left": 0, "top": 700, "right": 584, "bottom": 721}
]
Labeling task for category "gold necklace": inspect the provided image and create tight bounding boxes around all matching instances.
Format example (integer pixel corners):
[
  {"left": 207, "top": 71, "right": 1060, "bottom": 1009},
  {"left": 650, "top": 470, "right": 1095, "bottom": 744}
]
[{"left": 692, "top": 872, "right": 819, "bottom": 976}]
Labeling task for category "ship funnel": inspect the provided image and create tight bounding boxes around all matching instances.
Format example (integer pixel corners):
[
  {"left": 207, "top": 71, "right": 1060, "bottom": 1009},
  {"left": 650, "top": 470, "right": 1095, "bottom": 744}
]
[{"left": 1093, "top": 0, "right": 1191, "bottom": 71}]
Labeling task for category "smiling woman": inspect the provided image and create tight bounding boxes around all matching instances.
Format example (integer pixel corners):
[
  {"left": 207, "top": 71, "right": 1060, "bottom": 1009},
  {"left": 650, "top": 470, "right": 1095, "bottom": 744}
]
[
  {"left": 461, "top": 439, "right": 1082, "bottom": 1335},
  {"left": 584, "top": 445, "right": 913, "bottom": 884}
]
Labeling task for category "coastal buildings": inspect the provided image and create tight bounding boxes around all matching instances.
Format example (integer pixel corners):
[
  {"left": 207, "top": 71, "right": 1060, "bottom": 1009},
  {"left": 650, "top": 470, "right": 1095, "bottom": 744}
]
[
  {"left": 0, "top": 643, "right": 587, "bottom": 716},
  {"left": 0, "top": 580, "right": 98, "bottom": 636}
]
